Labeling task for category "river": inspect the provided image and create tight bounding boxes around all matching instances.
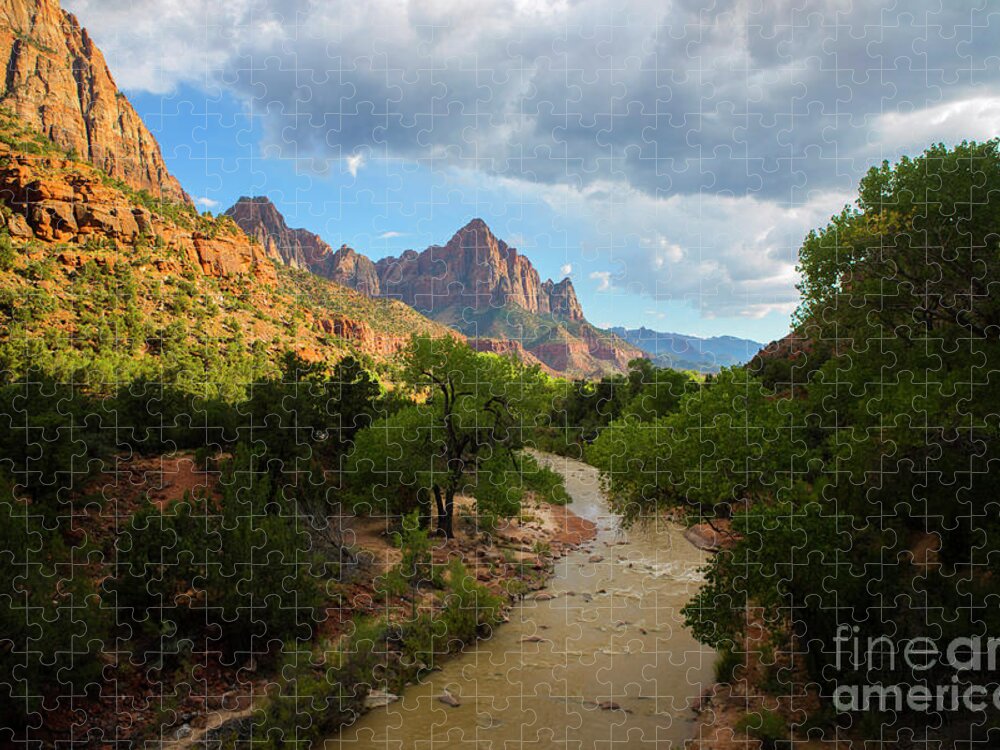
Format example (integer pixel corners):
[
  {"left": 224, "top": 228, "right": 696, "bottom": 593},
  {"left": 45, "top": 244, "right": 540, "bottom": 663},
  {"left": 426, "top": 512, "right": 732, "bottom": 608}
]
[{"left": 327, "top": 452, "right": 715, "bottom": 749}]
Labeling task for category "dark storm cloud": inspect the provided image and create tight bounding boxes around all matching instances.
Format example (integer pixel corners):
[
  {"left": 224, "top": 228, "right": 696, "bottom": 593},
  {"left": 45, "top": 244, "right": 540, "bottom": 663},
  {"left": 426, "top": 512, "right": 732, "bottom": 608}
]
[
  {"left": 64, "top": 0, "right": 1000, "bottom": 321},
  {"left": 67, "top": 0, "right": 1000, "bottom": 199}
]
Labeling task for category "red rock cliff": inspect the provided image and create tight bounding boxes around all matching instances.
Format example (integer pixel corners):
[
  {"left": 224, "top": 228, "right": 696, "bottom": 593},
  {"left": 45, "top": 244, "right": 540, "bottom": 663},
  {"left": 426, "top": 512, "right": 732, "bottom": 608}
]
[
  {"left": 326, "top": 244, "right": 381, "bottom": 296},
  {"left": 0, "top": 0, "right": 189, "bottom": 204},
  {"left": 224, "top": 196, "right": 335, "bottom": 272},
  {"left": 373, "top": 218, "right": 580, "bottom": 318},
  {"left": 0, "top": 145, "right": 276, "bottom": 282}
]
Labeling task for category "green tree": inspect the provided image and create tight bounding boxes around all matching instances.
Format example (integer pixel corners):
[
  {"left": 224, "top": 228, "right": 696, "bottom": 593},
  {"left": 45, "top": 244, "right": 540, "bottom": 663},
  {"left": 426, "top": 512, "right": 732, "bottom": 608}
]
[
  {"left": 621, "top": 358, "right": 696, "bottom": 421},
  {"left": 0, "top": 474, "right": 107, "bottom": 729},
  {"left": 589, "top": 368, "right": 809, "bottom": 523},
  {"left": 349, "top": 335, "right": 544, "bottom": 537},
  {"left": 108, "top": 444, "right": 322, "bottom": 657},
  {"left": 674, "top": 140, "right": 1000, "bottom": 730}
]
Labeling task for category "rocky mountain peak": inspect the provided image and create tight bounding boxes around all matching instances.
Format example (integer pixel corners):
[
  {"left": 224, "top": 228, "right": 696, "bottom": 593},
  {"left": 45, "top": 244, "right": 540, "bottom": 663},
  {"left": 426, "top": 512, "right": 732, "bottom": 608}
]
[
  {"left": 329, "top": 244, "right": 381, "bottom": 296},
  {"left": 544, "top": 277, "right": 584, "bottom": 322},
  {"left": 0, "top": 0, "right": 189, "bottom": 204},
  {"left": 224, "top": 196, "right": 289, "bottom": 235},
  {"left": 219, "top": 201, "right": 641, "bottom": 375},
  {"left": 224, "top": 195, "right": 332, "bottom": 271}
]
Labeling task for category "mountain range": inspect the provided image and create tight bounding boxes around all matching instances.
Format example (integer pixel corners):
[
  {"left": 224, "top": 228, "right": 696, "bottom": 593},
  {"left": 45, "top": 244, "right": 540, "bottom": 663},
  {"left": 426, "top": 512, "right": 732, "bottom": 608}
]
[
  {"left": 610, "top": 327, "right": 764, "bottom": 372},
  {"left": 0, "top": 0, "right": 764, "bottom": 381},
  {"left": 224, "top": 196, "right": 644, "bottom": 377}
]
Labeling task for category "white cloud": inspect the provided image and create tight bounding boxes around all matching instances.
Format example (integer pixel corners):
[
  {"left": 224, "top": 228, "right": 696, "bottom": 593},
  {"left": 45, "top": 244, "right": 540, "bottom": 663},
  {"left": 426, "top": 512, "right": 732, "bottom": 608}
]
[
  {"left": 641, "top": 236, "right": 685, "bottom": 267},
  {"left": 195, "top": 196, "right": 219, "bottom": 209},
  {"left": 64, "top": 0, "right": 263, "bottom": 94},
  {"left": 345, "top": 153, "right": 365, "bottom": 177},
  {"left": 378, "top": 231, "right": 403, "bottom": 239},
  {"left": 67, "top": 0, "right": 1000, "bottom": 200},
  {"left": 589, "top": 271, "right": 612, "bottom": 292},
  {"left": 460, "top": 169, "right": 849, "bottom": 319},
  {"left": 871, "top": 96, "right": 1000, "bottom": 154},
  {"left": 560, "top": 263, "right": 573, "bottom": 276},
  {"left": 63, "top": 0, "right": 1000, "bottom": 329}
]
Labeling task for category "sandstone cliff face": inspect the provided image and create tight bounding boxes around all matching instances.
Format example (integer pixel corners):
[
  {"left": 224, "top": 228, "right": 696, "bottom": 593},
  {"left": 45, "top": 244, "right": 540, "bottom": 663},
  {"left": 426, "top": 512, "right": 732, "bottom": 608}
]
[
  {"left": 314, "top": 313, "right": 407, "bottom": 356},
  {"left": 544, "top": 277, "right": 584, "bottom": 322},
  {"left": 374, "top": 219, "right": 577, "bottom": 317},
  {"left": 0, "top": 0, "right": 188, "bottom": 203},
  {"left": 327, "top": 245, "right": 380, "bottom": 296},
  {"left": 223, "top": 196, "right": 335, "bottom": 271},
  {"left": 529, "top": 327, "right": 638, "bottom": 376}
]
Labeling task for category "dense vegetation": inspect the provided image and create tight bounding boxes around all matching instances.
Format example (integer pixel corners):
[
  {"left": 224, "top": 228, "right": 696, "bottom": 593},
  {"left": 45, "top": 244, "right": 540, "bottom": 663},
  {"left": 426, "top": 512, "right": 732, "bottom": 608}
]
[
  {"left": 587, "top": 140, "right": 1000, "bottom": 740},
  {"left": 0, "top": 332, "right": 562, "bottom": 740},
  {"left": 532, "top": 356, "right": 699, "bottom": 456},
  {"left": 0, "top": 111, "right": 571, "bottom": 742},
  {"left": 349, "top": 335, "right": 564, "bottom": 537}
]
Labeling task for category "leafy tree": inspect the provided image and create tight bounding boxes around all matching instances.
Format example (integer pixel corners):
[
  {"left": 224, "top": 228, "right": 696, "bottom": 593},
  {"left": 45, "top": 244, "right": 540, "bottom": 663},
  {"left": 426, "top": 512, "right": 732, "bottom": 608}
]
[
  {"left": 589, "top": 368, "right": 809, "bottom": 523},
  {"left": 797, "top": 140, "right": 1000, "bottom": 569},
  {"left": 108, "top": 444, "right": 322, "bottom": 658},
  {"left": 668, "top": 140, "right": 1000, "bottom": 731},
  {"left": 349, "top": 335, "right": 545, "bottom": 537},
  {"left": 621, "top": 358, "right": 696, "bottom": 421},
  {"left": 796, "top": 139, "right": 1000, "bottom": 339},
  {"left": 0, "top": 374, "right": 113, "bottom": 509},
  {"left": 242, "top": 353, "right": 381, "bottom": 481}
]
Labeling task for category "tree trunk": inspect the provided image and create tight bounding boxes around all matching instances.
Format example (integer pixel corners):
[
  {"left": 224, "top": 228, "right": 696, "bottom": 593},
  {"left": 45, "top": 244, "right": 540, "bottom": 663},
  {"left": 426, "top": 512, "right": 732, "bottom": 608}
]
[
  {"left": 417, "top": 487, "right": 432, "bottom": 530},
  {"left": 433, "top": 485, "right": 455, "bottom": 539},
  {"left": 442, "top": 489, "right": 456, "bottom": 539},
  {"left": 433, "top": 485, "right": 451, "bottom": 537}
]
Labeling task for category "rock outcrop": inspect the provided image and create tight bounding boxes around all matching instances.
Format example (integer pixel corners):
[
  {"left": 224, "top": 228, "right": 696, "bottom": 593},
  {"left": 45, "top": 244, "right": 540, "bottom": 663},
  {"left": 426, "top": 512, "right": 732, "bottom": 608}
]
[
  {"left": 544, "top": 277, "right": 584, "bottom": 322},
  {"left": 0, "top": 0, "right": 188, "bottom": 203},
  {"left": 372, "top": 219, "right": 576, "bottom": 317},
  {"left": 0, "top": 143, "right": 275, "bottom": 282},
  {"left": 222, "top": 205, "right": 642, "bottom": 376},
  {"left": 314, "top": 313, "right": 406, "bottom": 356},
  {"left": 532, "top": 327, "right": 637, "bottom": 376},
  {"left": 327, "top": 245, "right": 380, "bottom": 296},
  {"left": 223, "top": 196, "right": 334, "bottom": 271}
]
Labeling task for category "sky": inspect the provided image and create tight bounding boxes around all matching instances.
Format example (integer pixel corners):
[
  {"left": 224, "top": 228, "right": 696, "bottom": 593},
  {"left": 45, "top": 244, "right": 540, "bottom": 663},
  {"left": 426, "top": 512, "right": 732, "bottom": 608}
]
[{"left": 65, "top": 0, "right": 1000, "bottom": 343}]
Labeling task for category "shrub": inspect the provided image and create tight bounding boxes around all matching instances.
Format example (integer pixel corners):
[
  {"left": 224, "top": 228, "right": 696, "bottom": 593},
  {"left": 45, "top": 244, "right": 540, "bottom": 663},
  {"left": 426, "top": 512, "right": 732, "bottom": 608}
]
[
  {"left": 0, "top": 476, "right": 108, "bottom": 729},
  {"left": 0, "top": 230, "right": 16, "bottom": 271},
  {"left": 714, "top": 647, "right": 743, "bottom": 683},
  {"left": 256, "top": 619, "right": 387, "bottom": 748},
  {"left": 107, "top": 445, "right": 323, "bottom": 659},
  {"left": 438, "top": 558, "right": 502, "bottom": 648},
  {"left": 736, "top": 709, "right": 788, "bottom": 749}
]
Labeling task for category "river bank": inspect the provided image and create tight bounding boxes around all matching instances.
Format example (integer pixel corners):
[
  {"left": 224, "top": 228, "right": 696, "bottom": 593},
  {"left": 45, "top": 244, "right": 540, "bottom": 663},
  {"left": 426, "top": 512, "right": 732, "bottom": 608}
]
[
  {"left": 171, "top": 462, "right": 599, "bottom": 747},
  {"left": 330, "top": 452, "right": 715, "bottom": 749},
  {"left": 173, "top": 452, "right": 724, "bottom": 749}
]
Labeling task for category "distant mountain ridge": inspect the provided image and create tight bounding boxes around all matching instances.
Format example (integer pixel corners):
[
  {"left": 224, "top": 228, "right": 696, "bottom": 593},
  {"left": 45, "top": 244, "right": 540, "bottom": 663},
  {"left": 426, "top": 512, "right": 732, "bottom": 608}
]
[
  {"left": 610, "top": 326, "right": 764, "bottom": 372},
  {"left": 225, "top": 199, "right": 644, "bottom": 378}
]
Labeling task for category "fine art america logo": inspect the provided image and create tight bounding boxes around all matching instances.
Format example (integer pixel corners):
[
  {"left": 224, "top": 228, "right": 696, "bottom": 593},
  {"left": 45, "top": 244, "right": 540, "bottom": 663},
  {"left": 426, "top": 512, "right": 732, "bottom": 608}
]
[{"left": 834, "top": 626, "right": 1000, "bottom": 713}]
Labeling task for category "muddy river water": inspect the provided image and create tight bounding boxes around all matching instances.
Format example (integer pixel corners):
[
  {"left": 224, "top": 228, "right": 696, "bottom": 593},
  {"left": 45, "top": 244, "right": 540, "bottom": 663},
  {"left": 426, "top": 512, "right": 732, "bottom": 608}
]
[{"left": 328, "top": 453, "right": 715, "bottom": 749}]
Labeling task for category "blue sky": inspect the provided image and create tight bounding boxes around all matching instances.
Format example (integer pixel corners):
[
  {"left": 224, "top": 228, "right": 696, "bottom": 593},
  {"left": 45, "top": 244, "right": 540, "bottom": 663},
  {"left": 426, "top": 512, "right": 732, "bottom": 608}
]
[
  {"left": 68, "top": 0, "right": 1000, "bottom": 344},
  {"left": 131, "top": 83, "right": 792, "bottom": 341}
]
